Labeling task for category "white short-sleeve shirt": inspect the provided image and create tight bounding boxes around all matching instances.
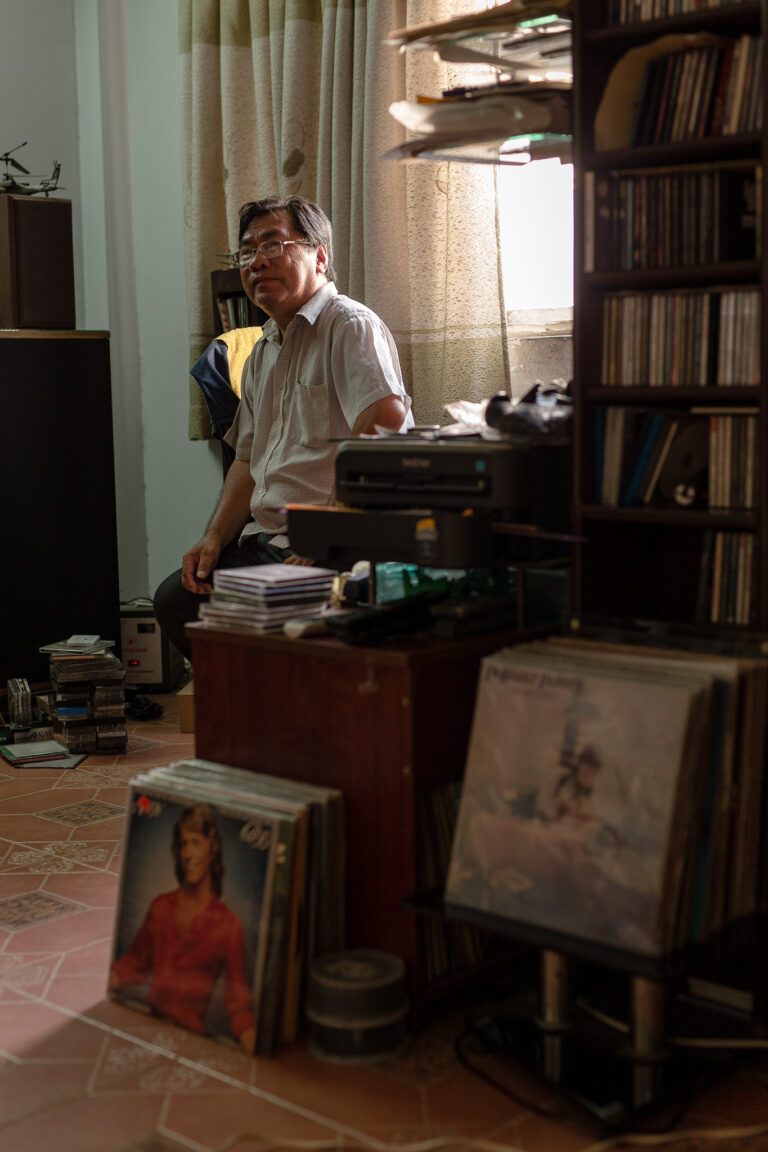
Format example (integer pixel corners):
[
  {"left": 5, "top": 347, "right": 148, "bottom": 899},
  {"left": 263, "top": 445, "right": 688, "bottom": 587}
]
[{"left": 225, "top": 282, "right": 413, "bottom": 546}]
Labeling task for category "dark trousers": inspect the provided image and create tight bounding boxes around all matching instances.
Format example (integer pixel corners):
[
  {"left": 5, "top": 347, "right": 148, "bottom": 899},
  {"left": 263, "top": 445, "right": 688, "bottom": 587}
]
[{"left": 152, "top": 532, "right": 292, "bottom": 661}]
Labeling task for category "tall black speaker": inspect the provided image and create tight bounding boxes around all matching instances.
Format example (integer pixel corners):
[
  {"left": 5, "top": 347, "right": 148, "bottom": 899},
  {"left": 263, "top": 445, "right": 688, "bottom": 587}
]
[
  {"left": 0, "top": 332, "right": 120, "bottom": 685},
  {"left": 0, "top": 195, "right": 76, "bottom": 329}
]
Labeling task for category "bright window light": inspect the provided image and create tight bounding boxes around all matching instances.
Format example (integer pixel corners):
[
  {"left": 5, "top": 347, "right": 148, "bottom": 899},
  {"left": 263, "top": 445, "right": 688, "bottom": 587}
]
[{"left": 499, "top": 158, "right": 574, "bottom": 314}]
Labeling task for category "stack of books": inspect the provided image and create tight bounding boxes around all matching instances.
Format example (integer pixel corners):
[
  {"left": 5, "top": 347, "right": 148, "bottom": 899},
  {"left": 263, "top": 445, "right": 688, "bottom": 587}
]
[
  {"left": 198, "top": 563, "right": 337, "bottom": 635},
  {"left": 109, "top": 759, "right": 345, "bottom": 1056},
  {"left": 0, "top": 739, "right": 79, "bottom": 769}
]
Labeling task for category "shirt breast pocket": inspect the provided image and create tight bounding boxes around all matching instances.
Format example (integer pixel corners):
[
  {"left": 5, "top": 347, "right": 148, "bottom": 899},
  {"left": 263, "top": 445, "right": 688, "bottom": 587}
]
[{"left": 292, "top": 379, "right": 329, "bottom": 449}]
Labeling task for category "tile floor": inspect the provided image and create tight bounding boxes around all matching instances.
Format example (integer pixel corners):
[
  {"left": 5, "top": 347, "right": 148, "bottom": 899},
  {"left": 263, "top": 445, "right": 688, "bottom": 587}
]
[{"left": 1, "top": 692, "right": 768, "bottom": 1152}]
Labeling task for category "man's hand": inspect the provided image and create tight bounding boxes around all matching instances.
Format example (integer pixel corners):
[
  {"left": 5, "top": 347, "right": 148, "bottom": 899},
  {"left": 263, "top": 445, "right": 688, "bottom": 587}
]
[
  {"left": 180, "top": 459, "right": 255, "bottom": 593},
  {"left": 284, "top": 554, "right": 316, "bottom": 566},
  {"left": 181, "top": 532, "right": 223, "bottom": 593}
]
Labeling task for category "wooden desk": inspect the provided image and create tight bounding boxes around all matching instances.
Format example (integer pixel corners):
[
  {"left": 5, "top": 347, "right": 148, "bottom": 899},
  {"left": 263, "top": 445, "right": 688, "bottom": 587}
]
[{"left": 187, "top": 622, "right": 524, "bottom": 1005}]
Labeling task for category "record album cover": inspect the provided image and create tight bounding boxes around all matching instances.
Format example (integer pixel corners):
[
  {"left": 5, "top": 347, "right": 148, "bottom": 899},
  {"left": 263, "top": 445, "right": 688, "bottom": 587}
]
[
  {"left": 109, "top": 785, "right": 282, "bottom": 1053},
  {"left": 445, "top": 648, "right": 711, "bottom": 957}
]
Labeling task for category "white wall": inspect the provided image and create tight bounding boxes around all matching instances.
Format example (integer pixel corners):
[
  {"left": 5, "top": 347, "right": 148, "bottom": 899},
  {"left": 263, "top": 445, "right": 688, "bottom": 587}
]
[
  {"left": 1, "top": 0, "right": 222, "bottom": 605},
  {"left": 0, "top": 0, "right": 83, "bottom": 311}
]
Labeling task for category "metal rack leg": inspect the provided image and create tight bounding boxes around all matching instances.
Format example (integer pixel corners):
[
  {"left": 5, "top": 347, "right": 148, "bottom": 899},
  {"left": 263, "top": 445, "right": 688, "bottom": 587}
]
[
  {"left": 630, "top": 975, "right": 667, "bottom": 1109},
  {"left": 537, "top": 949, "right": 571, "bottom": 1081}
]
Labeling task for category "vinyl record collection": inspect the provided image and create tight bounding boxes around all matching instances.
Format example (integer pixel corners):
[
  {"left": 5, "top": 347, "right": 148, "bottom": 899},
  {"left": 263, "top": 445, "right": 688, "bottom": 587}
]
[{"left": 109, "top": 759, "right": 344, "bottom": 1055}]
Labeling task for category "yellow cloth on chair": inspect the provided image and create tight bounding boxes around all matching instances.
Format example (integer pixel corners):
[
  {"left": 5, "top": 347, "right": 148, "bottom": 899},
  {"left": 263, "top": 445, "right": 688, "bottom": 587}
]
[{"left": 215, "top": 326, "right": 263, "bottom": 399}]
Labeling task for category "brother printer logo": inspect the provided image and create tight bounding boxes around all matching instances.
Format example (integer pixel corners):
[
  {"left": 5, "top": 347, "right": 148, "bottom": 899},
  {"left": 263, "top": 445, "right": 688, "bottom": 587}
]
[{"left": 401, "top": 457, "right": 432, "bottom": 468}]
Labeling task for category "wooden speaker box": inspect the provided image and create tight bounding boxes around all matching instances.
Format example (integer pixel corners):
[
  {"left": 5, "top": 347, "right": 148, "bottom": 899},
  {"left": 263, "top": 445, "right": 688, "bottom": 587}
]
[{"left": 0, "top": 195, "right": 76, "bottom": 329}]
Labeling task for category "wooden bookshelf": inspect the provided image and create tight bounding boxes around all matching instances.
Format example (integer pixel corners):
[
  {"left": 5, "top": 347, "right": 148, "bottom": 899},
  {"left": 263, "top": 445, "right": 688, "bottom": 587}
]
[
  {"left": 374, "top": 2, "right": 768, "bottom": 1118},
  {"left": 210, "top": 268, "right": 268, "bottom": 335},
  {"left": 572, "top": 0, "right": 767, "bottom": 635}
]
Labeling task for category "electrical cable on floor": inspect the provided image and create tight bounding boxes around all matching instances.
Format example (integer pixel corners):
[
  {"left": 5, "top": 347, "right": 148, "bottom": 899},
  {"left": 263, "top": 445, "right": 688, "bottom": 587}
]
[
  {"left": 453, "top": 1015, "right": 718, "bottom": 1139},
  {"left": 453, "top": 1025, "right": 582, "bottom": 1126},
  {"left": 580, "top": 1122, "right": 768, "bottom": 1152},
  {"left": 215, "top": 1139, "right": 531, "bottom": 1152},
  {"left": 211, "top": 1122, "right": 768, "bottom": 1152}
]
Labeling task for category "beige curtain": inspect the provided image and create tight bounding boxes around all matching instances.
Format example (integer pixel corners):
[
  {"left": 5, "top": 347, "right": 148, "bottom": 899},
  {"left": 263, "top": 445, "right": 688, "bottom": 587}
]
[{"left": 179, "top": 0, "right": 509, "bottom": 438}]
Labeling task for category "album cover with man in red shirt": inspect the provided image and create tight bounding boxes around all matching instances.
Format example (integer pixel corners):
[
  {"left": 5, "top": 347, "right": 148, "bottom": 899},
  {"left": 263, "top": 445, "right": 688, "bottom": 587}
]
[{"left": 108, "top": 782, "right": 293, "bottom": 1054}]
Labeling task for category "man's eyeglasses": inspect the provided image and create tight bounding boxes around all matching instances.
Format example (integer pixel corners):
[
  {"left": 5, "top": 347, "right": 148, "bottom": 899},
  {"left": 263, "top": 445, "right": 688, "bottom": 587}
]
[{"left": 229, "top": 239, "right": 313, "bottom": 268}]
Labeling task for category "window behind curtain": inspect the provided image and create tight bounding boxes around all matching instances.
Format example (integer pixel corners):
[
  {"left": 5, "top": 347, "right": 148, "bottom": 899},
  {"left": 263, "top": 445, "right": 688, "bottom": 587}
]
[{"left": 499, "top": 157, "right": 574, "bottom": 333}]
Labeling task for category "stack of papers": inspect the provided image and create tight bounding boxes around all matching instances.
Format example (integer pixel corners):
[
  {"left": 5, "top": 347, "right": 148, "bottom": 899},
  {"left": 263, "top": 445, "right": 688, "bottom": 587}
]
[
  {"left": 386, "top": 84, "right": 571, "bottom": 164},
  {"left": 384, "top": 2, "right": 572, "bottom": 165},
  {"left": 385, "top": 1, "right": 571, "bottom": 51},
  {"left": 198, "top": 564, "right": 337, "bottom": 634}
]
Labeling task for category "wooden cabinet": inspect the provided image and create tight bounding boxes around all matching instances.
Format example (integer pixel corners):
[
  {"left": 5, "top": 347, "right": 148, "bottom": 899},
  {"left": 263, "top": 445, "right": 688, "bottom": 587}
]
[
  {"left": 0, "top": 331, "right": 120, "bottom": 685},
  {"left": 571, "top": 1, "right": 766, "bottom": 635},
  {"left": 187, "top": 621, "right": 524, "bottom": 1007}
]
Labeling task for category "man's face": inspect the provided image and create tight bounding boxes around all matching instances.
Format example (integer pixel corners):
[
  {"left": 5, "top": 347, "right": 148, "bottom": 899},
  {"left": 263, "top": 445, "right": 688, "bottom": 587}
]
[
  {"left": 179, "top": 826, "right": 213, "bottom": 887},
  {"left": 239, "top": 209, "right": 327, "bottom": 331}
]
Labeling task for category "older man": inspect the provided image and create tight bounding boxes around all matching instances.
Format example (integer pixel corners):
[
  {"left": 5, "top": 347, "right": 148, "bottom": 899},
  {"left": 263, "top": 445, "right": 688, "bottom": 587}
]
[{"left": 154, "top": 195, "right": 412, "bottom": 657}]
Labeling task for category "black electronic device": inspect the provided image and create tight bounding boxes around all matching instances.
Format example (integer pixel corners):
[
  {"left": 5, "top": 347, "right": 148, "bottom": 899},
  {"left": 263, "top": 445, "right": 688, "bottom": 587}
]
[
  {"left": 334, "top": 436, "right": 572, "bottom": 527},
  {"left": 287, "top": 432, "right": 573, "bottom": 571}
]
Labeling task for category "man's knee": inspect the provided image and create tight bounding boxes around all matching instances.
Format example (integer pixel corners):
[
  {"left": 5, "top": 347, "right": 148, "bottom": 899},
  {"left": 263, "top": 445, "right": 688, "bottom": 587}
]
[
  {"left": 153, "top": 569, "right": 200, "bottom": 660},
  {"left": 153, "top": 568, "right": 183, "bottom": 625}
]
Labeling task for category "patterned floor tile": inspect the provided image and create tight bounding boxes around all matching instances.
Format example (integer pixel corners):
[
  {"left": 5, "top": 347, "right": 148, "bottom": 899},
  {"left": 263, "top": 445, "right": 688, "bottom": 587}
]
[
  {"left": 94, "top": 1035, "right": 242, "bottom": 1098},
  {"left": 3, "top": 906, "right": 116, "bottom": 953},
  {"left": 1, "top": 840, "right": 114, "bottom": 873},
  {"left": 0, "top": 953, "right": 59, "bottom": 996},
  {"left": 52, "top": 762, "right": 143, "bottom": 788},
  {"left": 0, "top": 890, "right": 85, "bottom": 930},
  {"left": 36, "top": 799, "right": 126, "bottom": 827}
]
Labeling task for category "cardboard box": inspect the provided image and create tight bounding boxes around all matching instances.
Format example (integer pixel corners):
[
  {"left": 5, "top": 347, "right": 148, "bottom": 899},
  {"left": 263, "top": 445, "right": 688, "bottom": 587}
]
[{"left": 177, "top": 681, "right": 195, "bottom": 733}]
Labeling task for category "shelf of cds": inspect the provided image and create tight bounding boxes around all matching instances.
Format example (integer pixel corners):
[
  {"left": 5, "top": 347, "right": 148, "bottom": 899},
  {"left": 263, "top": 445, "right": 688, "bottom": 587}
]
[{"left": 572, "top": 0, "right": 766, "bottom": 634}]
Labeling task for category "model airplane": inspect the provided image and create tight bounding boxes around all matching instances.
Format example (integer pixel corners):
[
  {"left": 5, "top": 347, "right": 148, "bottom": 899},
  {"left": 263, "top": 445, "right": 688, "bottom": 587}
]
[{"left": 1, "top": 143, "right": 61, "bottom": 196}]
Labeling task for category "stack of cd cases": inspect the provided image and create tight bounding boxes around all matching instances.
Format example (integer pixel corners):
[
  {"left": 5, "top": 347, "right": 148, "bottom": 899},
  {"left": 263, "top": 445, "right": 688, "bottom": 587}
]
[
  {"left": 198, "top": 563, "right": 336, "bottom": 634},
  {"left": 42, "top": 640, "right": 128, "bottom": 753}
]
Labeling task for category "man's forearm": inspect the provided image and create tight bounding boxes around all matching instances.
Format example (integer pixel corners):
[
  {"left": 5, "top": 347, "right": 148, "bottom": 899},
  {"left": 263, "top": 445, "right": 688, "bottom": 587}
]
[{"left": 206, "top": 458, "right": 256, "bottom": 547}]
